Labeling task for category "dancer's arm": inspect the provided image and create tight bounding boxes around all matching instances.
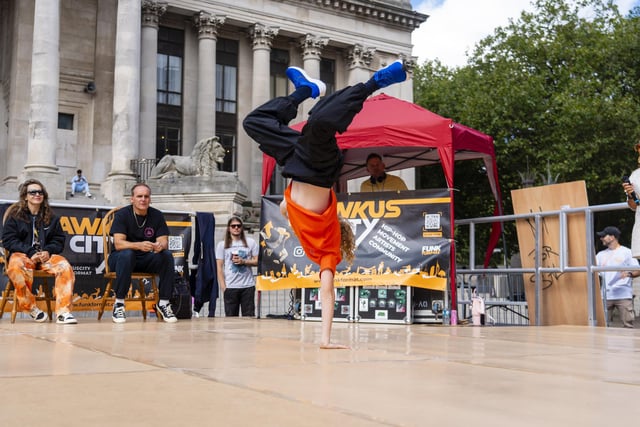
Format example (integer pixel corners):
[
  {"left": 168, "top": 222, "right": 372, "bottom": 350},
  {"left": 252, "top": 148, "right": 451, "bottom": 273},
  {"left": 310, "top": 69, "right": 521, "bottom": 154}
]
[
  {"left": 319, "top": 269, "right": 349, "bottom": 349},
  {"left": 288, "top": 181, "right": 348, "bottom": 349}
]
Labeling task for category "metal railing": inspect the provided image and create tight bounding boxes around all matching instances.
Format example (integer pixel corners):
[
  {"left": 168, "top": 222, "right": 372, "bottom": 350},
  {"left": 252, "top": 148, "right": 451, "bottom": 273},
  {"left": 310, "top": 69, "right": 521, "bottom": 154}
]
[
  {"left": 457, "top": 272, "right": 529, "bottom": 325},
  {"left": 254, "top": 202, "right": 636, "bottom": 325},
  {"left": 130, "top": 158, "right": 157, "bottom": 183},
  {"left": 456, "top": 202, "right": 635, "bottom": 326}
]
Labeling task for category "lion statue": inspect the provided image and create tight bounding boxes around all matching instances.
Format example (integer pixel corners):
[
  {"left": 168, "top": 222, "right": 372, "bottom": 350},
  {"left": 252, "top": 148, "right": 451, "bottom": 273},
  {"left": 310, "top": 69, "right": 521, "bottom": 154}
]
[{"left": 149, "top": 136, "right": 226, "bottom": 179}]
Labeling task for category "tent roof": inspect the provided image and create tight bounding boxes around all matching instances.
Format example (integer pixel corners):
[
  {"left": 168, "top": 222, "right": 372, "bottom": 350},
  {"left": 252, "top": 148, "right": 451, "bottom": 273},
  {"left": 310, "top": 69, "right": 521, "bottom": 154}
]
[{"left": 262, "top": 93, "right": 501, "bottom": 204}]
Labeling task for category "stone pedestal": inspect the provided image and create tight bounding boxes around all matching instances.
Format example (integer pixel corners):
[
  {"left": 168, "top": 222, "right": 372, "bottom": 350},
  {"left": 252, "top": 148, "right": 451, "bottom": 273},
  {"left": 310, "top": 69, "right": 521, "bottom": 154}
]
[
  {"left": 101, "top": 174, "right": 138, "bottom": 206},
  {"left": 146, "top": 173, "right": 249, "bottom": 236}
]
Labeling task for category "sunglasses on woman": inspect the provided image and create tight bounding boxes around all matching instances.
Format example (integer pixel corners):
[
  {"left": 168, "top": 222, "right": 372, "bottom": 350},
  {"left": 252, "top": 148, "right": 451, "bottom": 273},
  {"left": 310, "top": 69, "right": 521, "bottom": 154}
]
[
  {"left": 229, "top": 224, "right": 242, "bottom": 229},
  {"left": 27, "top": 190, "right": 44, "bottom": 196}
]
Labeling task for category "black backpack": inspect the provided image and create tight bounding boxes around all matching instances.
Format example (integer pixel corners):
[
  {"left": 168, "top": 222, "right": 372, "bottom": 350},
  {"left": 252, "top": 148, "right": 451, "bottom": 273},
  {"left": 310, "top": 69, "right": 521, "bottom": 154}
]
[{"left": 170, "top": 277, "right": 193, "bottom": 319}]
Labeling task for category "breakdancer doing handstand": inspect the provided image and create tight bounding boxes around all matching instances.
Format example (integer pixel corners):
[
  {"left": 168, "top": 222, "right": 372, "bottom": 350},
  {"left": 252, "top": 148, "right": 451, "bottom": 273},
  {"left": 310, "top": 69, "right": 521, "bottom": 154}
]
[{"left": 243, "top": 60, "right": 408, "bottom": 348}]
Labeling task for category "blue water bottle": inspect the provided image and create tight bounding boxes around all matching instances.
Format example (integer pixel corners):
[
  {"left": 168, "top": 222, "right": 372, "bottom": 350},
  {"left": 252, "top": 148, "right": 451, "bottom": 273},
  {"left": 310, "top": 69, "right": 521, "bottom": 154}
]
[{"left": 443, "top": 308, "right": 450, "bottom": 325}]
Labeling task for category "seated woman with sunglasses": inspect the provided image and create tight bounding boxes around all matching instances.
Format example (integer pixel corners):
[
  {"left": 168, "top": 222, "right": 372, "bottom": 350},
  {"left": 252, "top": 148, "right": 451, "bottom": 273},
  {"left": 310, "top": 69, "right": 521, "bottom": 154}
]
[{"left": 1, "top": 179, "right": 77, "bottom": 323}]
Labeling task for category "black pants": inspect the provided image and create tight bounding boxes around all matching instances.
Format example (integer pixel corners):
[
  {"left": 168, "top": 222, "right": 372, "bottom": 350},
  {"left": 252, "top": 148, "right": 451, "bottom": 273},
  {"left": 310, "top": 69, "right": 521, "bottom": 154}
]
[
  {"left": 108, "top": 249, "right": 175, "bottom": 300},
  {"left": 224, "top": 286, "right": 255, "bottom": 317},
  {"left": 243, "top": 83, "right": 372, "bottom": 188}
]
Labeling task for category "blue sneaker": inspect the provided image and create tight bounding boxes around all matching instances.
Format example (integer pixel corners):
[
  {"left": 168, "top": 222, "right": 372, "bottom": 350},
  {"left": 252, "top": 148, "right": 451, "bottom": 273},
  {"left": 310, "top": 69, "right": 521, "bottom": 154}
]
[
  {"left": 286, "top": 67, "right": 326, "bottom": 99},
  {"left": 372, "top": 60, "right": 407, "bottom": 89}
]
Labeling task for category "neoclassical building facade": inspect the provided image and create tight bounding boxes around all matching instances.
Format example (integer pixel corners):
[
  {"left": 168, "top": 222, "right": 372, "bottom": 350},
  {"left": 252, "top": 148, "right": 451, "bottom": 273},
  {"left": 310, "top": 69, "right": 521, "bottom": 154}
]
[{"left": 0, "top": 0, "right": 427, "bottom": 208}]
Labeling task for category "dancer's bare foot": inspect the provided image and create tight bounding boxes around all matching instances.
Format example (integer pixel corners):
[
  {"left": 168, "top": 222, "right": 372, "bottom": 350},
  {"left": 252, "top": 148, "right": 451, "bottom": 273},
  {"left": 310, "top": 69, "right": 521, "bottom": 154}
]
[{"left": 320, "top": 342, "right": 350, "bottom": 349}]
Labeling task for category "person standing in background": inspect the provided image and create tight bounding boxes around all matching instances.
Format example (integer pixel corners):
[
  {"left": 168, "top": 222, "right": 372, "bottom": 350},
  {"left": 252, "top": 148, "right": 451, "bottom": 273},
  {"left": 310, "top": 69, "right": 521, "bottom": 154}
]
[
  {"left": 622, "top": 141, "right": 640, "bottom": 259},
  {"left": 595, "top": 226, "right": 637, "bottom": 328},
  {"left": 216, "top": 216, "right": 259, "bottom": 317}
]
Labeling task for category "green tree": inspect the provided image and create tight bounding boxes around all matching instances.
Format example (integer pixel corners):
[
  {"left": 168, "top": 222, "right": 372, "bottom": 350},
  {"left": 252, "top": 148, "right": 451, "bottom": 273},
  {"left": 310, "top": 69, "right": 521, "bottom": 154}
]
[{"left": 414, "top": 0, "right": 640, "bottom": 263}]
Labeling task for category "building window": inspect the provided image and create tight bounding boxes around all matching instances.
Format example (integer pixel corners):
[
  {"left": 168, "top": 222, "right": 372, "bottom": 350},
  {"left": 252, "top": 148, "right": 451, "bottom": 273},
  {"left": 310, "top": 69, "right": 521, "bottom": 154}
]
[
  {"left": 216, "top": 64, "right": 236, "bottom": 113},
  {"left": 217, "top": 133, "right": 236, "bottom": 172},
  {"left": 267, "top": 49, "right": 291, "bottom": 194},
  {"left": 157, "top": 54, "right": 182, "bottom": 106},
  {"left": 320, "top": 58, "right": 336, "bottom": 95},
  {"left": 58, "top": 113, "right": 74, "bottom": 130},
  {"left": 216, "top": 38, "right": 238, "bottom": 171},
  {"left": 156, "top": 26, "right": 184, "bottom": 158},
  {"left": 216, "top": 38, "right": 238, "bottom": 114},
  {"left": 270, "top": 48, "right": 289, "bottom": 98},
  {"left": 156, "top": 125, "right": 181, "bottom": 157}
]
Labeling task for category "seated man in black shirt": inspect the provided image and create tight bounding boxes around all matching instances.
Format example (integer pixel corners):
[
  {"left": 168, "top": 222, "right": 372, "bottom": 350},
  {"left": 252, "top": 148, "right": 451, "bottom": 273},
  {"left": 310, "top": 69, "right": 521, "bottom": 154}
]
[{"left": 108, "top": 183, "right": 177, "bottom": 323}]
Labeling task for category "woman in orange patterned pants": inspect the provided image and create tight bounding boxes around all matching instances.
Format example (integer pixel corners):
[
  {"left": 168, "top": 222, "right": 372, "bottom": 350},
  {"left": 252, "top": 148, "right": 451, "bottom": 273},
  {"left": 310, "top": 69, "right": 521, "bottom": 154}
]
[
  {"left": 6, "top": 253, "right": 75, "bottom": 319},
  {"left": 2, "top": 179, "right": 77, "bottom": 324}
]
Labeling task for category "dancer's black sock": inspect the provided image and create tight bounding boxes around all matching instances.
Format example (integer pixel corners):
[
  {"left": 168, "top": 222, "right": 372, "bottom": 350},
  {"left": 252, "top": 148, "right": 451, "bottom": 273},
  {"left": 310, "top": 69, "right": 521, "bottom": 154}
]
[
  {"left": 363, "top": 79, "right": 379, "bottom": 94},
  {"left": 288, "top": 86, "right": 313, "bottom": 106}
]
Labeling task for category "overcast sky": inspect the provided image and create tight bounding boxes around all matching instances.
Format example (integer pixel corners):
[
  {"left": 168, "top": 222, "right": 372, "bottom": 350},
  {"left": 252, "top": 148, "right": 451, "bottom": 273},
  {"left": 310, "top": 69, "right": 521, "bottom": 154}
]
[{"left": 410, "top": 0, "right": 640, "bottom": 67}]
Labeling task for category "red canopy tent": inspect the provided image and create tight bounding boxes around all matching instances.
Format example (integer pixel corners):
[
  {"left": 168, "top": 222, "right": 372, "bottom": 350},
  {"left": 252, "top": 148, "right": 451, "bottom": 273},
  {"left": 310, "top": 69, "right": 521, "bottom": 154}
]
[{"left": 260, "top": 93, "right": 503, "bottom": 306}]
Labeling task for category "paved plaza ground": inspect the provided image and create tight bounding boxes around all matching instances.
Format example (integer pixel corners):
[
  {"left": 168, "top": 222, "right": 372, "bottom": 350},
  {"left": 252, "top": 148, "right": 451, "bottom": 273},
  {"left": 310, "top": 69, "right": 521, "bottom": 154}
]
[{"left": 1, "top": 316, "right": 638, "bottom": 426}]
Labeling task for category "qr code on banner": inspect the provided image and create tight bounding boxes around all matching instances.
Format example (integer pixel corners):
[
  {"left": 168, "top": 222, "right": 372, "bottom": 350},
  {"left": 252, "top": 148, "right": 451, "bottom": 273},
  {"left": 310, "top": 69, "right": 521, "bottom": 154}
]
[
  {"left": 424, "top": 214, "right": 440, "bottom": 230},
  {"left": 168, "top": 236, "right": 183, "bottom": 251}
]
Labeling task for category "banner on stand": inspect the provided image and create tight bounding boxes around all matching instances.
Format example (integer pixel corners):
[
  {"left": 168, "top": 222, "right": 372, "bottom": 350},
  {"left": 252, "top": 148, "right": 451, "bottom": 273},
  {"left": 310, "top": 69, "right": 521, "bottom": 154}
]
[
  {"left": 301, "top": 287, "right": 353, "bottom": 322},
  {"left": 257, "top": 189, "right": 451, "bottom": 291}
]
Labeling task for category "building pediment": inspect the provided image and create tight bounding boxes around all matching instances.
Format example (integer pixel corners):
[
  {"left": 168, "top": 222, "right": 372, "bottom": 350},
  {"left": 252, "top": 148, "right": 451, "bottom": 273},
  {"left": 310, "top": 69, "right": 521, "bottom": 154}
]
[{"left": 286, "top": 0, "right": 428, "bottom": 30}]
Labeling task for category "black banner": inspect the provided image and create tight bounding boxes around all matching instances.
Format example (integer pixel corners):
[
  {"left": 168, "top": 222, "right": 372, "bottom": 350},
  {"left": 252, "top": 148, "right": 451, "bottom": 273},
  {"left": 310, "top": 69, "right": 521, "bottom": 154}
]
[
  {"left": 301, "top": 287, "right": 353, "bottom": 321},
  {"left": 0, "top": 201, "right": 192, "bottom": 311},
  {"left": 257, "top": 189, "right": 451, "bottom": 291},
  {"left": 356, "top": 285, "right": 411, "bottom": 323}
]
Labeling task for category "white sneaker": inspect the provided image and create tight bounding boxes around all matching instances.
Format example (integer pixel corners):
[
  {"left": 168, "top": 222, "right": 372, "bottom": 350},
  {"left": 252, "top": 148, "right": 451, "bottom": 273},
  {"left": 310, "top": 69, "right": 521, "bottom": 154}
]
[
  {"left": 30, "top": 306, "right": 48, "bottom": 323},
  {"left": 154, "top": 303, "right": 178, "bottom": 323},
  {"left": 112, "top": 303, "right": 126, "bottom": 323},
  {"left": 56, "top": 312, "right": 78, "bottom": 324}
]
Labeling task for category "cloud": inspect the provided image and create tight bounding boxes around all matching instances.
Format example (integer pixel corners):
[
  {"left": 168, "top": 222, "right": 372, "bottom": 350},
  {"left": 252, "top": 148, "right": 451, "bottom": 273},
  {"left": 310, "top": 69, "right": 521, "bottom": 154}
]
[{"left": 411, "top": 0, "right": 640, "bottom": 68}]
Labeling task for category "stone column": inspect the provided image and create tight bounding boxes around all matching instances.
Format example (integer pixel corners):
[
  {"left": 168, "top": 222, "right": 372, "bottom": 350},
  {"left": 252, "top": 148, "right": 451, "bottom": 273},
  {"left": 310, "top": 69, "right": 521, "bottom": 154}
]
[
  {"left": 103, "top": 0, "right": 142, "bottom": 203},
  {"left": 22, "top": 0, "right": 64, "bottom": 197},
  {"left": 343, "top": 45, "right": 376, "bottom": 194},
  {"left": 391, "top": 53, "right": 417, "bottom": 100},
  {"left": 193, "top": 11, "right": 225, "bottom": 143},
  {"left": 298, "top": 34, "right": 328, "bottom": 117},
  {"left": 139, "top": 1, "right": 167, "bottom": 160},
  {"left": 347, "top": 44, "right": 375, "bottom": 86},
  {"left": 245, "top": 23, "right": 278, "bottom": 202}
]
